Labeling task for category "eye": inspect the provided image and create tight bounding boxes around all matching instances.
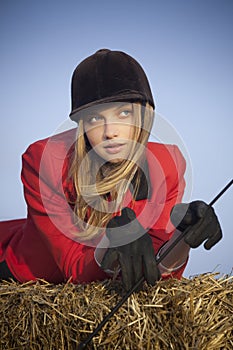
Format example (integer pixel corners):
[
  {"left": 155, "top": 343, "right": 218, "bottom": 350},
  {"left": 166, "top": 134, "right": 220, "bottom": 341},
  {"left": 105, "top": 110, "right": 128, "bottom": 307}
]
[
  {"left": 119, "top": 110, "right": 132, "bottom": 118},
  {"left": 87, "top": 115, "right": 104, "bottom": 124}
]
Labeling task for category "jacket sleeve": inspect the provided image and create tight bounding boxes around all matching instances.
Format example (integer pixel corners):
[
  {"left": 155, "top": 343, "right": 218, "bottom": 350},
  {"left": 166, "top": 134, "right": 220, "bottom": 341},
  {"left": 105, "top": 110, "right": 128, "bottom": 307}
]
[
  {"left": 21, "top": 140, "right": 107, "bottom": 283},
  {"left": 147, "top": 144, "right": 188, "bottom": 279}
]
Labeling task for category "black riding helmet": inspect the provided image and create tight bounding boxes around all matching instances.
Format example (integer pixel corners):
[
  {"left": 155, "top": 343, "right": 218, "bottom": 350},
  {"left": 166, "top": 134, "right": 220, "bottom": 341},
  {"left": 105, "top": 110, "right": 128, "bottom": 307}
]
[{"left": 69, "top": 49, "right": 155, "bottom": 121}]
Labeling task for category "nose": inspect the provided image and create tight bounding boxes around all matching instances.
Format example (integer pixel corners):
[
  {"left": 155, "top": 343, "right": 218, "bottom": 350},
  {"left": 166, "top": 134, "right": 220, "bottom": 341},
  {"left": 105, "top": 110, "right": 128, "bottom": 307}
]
[{"left": 104, "top": 121, "right": 119, "bottom": 139}]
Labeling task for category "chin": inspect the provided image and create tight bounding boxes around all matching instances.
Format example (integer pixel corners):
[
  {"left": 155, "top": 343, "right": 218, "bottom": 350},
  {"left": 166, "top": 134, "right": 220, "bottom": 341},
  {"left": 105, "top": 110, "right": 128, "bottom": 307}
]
[
  {"left": 99, "top": 151, "right": 130, "bottom": 163},
  {"left": 105, "top": 157, "right": 123, "bottom": 163}
]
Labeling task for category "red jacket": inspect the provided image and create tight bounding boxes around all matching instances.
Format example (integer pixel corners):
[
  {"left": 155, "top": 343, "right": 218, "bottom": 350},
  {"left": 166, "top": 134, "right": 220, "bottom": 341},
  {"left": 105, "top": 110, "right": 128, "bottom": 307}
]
[{"left": 0, "top": 128, "right": 186, "bottom": 283}]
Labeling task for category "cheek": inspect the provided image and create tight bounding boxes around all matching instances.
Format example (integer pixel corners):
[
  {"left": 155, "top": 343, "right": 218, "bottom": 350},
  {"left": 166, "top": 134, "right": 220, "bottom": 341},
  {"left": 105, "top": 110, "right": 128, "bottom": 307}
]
[
  {"left": 85, "top": 130, "right": 96, "bottom": 147},
  {"left": 85, "top": 126, "right": 104, "bottom": 149},
  {"left": 125, "top": 124, "right": 136, "bottom": 139}
]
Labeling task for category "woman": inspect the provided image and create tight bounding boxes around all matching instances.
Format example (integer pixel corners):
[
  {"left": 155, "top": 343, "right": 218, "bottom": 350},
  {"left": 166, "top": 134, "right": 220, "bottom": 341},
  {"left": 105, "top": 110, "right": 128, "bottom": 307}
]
[{"left": 0, "top": 49, "right": 222, "bottom": 290}]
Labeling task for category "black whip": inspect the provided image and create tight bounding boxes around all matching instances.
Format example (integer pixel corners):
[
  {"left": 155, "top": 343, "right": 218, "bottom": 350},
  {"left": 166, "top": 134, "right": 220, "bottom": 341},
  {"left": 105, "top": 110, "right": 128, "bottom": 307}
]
[{"left": 78, "top": 179, "right": 233, "bottom": 349}]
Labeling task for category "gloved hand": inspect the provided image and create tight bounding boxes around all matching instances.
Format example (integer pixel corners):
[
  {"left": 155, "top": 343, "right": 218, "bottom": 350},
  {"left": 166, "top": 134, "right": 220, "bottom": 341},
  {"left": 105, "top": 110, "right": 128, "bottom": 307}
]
[
  {"left": 101, "top": 207, "right": 160, "bottom": 291},
  {"left": 170, "top": 200, "right": 222, "bottom": 250}
]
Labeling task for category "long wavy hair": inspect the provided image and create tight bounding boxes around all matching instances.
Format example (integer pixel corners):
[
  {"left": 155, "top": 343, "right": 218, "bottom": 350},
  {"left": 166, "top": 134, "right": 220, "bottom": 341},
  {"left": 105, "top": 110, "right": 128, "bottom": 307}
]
[{"left": 69, "top": 102, "right": 154, "bottom": 241}]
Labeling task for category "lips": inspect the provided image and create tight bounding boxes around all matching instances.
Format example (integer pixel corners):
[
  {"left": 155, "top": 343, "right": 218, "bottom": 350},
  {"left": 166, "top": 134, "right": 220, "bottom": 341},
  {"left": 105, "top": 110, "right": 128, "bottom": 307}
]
[{"left": 103, "top": 143, "right": 126, "bottom": 154}]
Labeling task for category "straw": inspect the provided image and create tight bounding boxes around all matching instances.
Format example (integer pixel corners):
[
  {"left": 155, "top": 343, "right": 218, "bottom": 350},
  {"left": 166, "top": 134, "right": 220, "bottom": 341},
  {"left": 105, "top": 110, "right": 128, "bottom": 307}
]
[{"left": 0, "top": 273, "right": 232, "bottom": 349}]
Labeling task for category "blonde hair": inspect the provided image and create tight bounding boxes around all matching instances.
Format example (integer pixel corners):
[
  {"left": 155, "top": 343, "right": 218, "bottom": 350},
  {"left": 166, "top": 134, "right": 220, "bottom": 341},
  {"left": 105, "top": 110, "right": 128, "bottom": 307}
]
[{"left": 69, "top": 103, "right": 154, "bottom": 241}]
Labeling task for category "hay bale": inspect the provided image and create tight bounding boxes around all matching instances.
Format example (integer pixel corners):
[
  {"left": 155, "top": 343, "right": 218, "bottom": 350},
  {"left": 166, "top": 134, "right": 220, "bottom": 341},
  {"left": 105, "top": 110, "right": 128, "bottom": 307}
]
[{"left": 0, "top": 273, "right": 232, "bottom": 349}]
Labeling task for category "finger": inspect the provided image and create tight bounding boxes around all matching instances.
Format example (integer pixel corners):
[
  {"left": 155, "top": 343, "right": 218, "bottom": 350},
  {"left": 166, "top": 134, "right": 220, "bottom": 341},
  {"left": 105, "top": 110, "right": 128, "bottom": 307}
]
[
  {"left": 119, "top": 253, "right": 133, "bottom": 291},
  {"left": 101, "top": 249, "right": 118, "bottom": 270},
  {"left": 131, "top": 254, "right": 144, "bottom": 291},
  {"left": 133, "top": 254, "right": 143, "bottom": 285},
  {"left": 204, "top": 224, "right": 222, "bottom": 250},
  {"left": 184, "top": 228, "right": 206, "bottom": 248},
  {"left": 143, "top": 238, "right": 160, "bottom": 285},
  {"left": 185, "top": 228, "right": 208, "bottom": 248},
  {"left": 143, "top": 254, "right": 160, "bottom": 285},
  {"left": 191, "top": 201, "right": 209, "bottom": 219},
  {"left": 184, "top": 212, "right": 213, "bottom": 248},
  {"left": 185, "top": 205, "right": 221, "bottom": 248}
]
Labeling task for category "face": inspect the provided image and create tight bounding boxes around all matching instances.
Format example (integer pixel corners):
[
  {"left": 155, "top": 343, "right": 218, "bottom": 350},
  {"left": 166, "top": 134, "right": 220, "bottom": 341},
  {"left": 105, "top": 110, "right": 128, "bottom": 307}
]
[{"left": 83, "top": 102, "right": 140, "bottom": 163}]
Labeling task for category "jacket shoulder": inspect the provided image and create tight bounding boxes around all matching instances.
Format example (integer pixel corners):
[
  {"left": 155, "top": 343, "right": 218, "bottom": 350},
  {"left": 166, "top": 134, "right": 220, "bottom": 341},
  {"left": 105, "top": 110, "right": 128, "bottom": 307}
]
[
  {"left": 22, "top": 128, "right": 77, "bottom": 161},
  {"left": 147, "top": 141, "right": 186, "bottom": 173},
  {"left": 147, "top": 141, "right": 177, "bottom": 153},
  {"left": 21, "top": 128, "right": 77, "bottom": 192}
]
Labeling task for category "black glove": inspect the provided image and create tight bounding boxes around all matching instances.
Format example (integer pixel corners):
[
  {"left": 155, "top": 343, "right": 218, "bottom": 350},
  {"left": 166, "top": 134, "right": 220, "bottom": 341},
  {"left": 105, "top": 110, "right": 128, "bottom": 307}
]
[
  {"left": 101, "top": 207, "right": 160, "bottom": 291},
  {"left": 170, "top": 200, "right": 222, "bottom": 250}
]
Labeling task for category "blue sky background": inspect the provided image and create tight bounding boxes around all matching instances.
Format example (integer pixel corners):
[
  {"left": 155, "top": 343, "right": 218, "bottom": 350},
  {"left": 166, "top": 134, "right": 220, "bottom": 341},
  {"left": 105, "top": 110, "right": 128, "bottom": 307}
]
[{"left": 0, "top": 0, "right": 232, "bottom": 277}]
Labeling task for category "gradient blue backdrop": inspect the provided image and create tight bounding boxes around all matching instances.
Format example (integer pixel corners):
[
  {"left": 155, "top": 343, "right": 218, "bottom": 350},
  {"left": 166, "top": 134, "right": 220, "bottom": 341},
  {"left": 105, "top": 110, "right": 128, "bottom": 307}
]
[{"left": 1, "top": 0, "right": 232, "bottom": 277}]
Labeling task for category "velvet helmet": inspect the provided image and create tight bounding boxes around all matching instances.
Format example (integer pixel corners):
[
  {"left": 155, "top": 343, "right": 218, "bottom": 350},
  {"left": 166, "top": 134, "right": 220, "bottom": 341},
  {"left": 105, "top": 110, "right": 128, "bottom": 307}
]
[{"left": 69, "top": 49, "right": 155, "bottom": 121}]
